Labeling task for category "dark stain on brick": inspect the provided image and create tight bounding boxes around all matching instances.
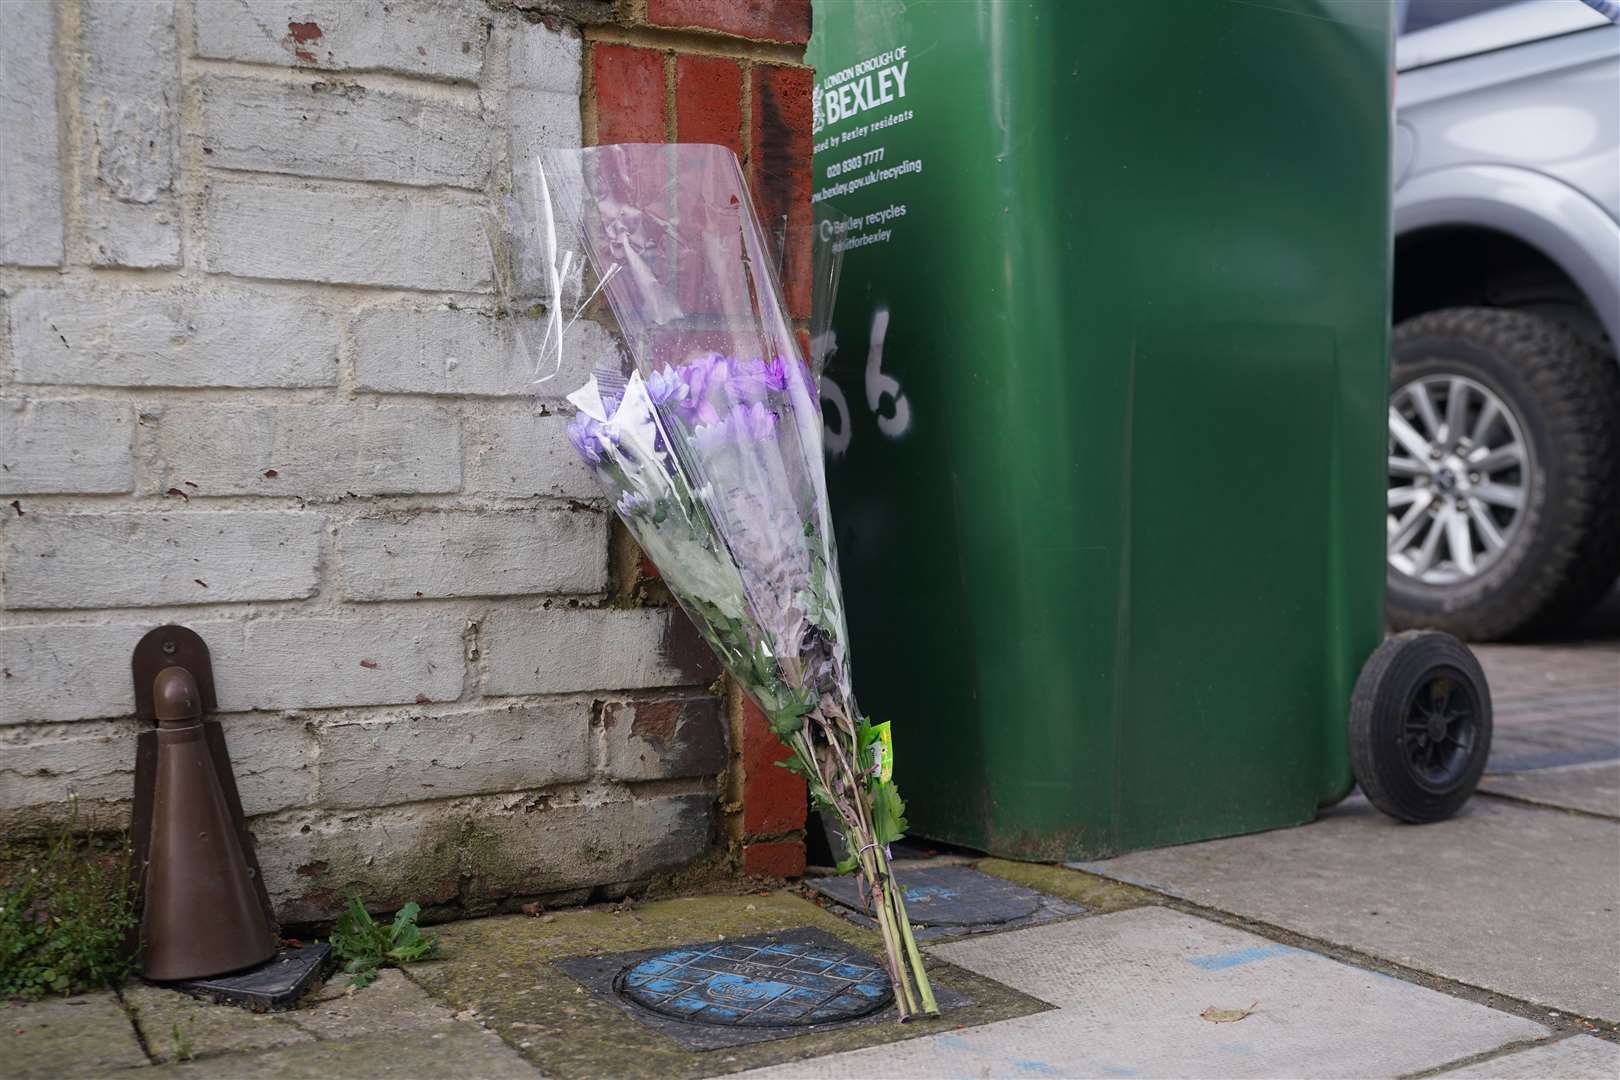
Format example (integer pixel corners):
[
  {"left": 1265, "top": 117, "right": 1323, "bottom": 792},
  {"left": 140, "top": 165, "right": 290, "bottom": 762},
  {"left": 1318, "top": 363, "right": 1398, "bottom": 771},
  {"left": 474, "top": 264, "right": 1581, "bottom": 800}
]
[
  {"left": 658, "top": 610, "right": 722, "bottom": 685},
  {"left": 296, "top": 859, "right": 329, "bottom": 878},
  {"left": 753, "top": 81, "right": 792, "bottom": 228},
  {"left": 629, "top": 701, "right": 681, "bottom": 749}
]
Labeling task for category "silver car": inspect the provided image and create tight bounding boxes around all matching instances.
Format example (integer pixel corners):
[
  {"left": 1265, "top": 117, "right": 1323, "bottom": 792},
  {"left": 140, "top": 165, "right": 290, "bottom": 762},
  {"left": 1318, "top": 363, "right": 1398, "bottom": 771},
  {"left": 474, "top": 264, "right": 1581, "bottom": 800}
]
[{"left": 1389, "top": 0, "right": 1620, "bottom": 640}]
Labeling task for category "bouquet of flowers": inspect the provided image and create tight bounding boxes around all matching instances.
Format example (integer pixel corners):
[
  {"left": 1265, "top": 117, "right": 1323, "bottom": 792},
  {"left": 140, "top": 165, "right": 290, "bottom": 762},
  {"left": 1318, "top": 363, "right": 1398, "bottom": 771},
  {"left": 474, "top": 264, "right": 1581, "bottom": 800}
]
[{"left": 529, "top": 144, "right": 935, "bottom": 1019}]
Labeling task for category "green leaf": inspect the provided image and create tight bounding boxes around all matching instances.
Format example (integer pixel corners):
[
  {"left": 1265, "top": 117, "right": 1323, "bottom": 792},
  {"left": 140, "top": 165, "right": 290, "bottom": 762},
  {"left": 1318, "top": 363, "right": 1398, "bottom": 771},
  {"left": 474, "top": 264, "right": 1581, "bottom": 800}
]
[
  {"left": 329, "top": 896, "right": 437, "bottom": 991},
  {"left": 869, "top": 780, "right": 909, "bottom": 846},
  {"left": 389, "top": 901, "right": 421, "bottom": 936}
]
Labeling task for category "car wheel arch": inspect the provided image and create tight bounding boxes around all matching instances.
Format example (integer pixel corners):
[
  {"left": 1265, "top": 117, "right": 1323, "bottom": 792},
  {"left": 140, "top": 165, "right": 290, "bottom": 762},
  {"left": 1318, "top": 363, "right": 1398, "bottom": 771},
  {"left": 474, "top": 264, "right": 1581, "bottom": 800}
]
[{"left": 1393, "top": 164, "right": 1620, "bottom": 356}]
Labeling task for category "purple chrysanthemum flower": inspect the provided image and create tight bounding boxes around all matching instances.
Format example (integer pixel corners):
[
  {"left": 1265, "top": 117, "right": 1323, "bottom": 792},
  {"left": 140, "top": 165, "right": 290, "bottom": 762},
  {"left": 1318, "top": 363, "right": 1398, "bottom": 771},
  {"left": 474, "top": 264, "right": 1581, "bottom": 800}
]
[
  {"left": 727, "top": 357, "right": 796, "bottom": 406},
  {"left": 692, "top": 417, "right": 732, "bottom": 454},
  {"left": 761, "top": 357, "right": 790, "bottom": 392},
  {"left": 566, "top": 412, "right": 612, "bottom": 465},
  {"left": 615, "top": 491, "right": 649, "bottom": 518},
  {"left": 726, "top": 357, "right": 788, "bottom": 404},
  {"left": 646, "top": 366, "right": 688, "bottom": 407},
  {"left": 732, "top": 401, "right": 778, "bottom": 443},
  {"left": 726, "top": 359, "right": 765, "bottom": 404},
  {"left": 678, "top": 353, "right": 729, "bottom": 408},
  {"left": 691, "top": 399, "right": 723, "bottom": 426}
]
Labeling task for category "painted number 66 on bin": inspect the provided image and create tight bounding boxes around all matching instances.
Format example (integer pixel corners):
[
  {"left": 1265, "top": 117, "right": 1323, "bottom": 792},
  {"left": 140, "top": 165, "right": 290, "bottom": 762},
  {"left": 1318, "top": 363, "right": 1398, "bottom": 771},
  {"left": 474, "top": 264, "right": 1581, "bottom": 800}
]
[{"left": 821, "top": 306, "right": 910, "bottom": 457}]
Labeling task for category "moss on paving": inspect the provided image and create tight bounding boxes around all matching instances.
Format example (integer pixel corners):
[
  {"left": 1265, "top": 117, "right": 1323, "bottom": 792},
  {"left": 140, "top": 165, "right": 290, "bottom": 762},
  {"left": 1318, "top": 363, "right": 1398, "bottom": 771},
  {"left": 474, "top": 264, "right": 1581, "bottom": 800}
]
[
  {"left": 407, "top": 890, "right": 1050, "bottom": 1080},
  {"left": 972, "top": 858, "right": 1160, "bottom": 914}
]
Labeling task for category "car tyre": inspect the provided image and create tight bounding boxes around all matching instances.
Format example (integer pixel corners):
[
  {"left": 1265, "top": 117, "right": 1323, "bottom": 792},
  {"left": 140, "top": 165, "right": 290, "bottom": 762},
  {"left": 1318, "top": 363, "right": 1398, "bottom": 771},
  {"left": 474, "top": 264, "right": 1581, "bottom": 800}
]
[{"left": 1387, "top": 307, "right": 1620, "bottom": 640}]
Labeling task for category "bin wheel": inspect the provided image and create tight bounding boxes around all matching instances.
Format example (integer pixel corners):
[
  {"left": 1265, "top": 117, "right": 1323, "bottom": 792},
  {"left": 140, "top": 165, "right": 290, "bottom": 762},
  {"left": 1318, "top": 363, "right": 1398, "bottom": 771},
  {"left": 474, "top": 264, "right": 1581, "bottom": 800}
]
[{"left": 1349, "top": 630, "right": 1492, "bottom": 823}]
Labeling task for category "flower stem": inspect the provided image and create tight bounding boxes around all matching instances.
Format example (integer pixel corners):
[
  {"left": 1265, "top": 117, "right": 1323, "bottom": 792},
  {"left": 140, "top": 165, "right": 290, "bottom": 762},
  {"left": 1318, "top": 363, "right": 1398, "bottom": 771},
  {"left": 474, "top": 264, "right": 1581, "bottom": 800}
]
[
  {"left": 888, "top": 882, "right": 938, "bottom": 1015},
  {"left": 859, "top": 842, "right": 917, "bottom": 1018},
  {"left": 784, "top": 724, "right": 936, "bottom": 1019}
]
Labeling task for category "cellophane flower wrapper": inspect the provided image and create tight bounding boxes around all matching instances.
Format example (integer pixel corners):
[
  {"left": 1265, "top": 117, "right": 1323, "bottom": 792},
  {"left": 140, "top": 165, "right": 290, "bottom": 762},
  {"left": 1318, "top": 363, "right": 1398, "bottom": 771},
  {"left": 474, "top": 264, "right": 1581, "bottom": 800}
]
[{"left": 527, "top": 144, "right": 935, "bottom": 1017}]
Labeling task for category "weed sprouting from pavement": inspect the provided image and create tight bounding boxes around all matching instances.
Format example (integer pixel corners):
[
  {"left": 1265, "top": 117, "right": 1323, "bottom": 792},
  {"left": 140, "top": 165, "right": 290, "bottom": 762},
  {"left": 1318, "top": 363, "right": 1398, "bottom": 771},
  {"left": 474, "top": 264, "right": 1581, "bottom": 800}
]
[{"left": 0, "top": 800, "right": 137, "bottom": 1000}]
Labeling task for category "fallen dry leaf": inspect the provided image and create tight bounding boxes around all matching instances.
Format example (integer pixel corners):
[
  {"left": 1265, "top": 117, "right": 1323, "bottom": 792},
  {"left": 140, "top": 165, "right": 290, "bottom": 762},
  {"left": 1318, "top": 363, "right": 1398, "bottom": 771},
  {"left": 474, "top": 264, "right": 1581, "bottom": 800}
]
[{"left": 1201, "top": 1001, "right": 1259, "bottom": 1024}]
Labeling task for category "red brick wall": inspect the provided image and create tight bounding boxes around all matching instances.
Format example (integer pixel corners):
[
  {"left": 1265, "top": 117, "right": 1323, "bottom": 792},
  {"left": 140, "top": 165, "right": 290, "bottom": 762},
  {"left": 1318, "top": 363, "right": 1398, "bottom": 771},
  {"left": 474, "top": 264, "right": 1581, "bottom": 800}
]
[{"left": 583, "top": 0, "right": 814, "bottom": 880}]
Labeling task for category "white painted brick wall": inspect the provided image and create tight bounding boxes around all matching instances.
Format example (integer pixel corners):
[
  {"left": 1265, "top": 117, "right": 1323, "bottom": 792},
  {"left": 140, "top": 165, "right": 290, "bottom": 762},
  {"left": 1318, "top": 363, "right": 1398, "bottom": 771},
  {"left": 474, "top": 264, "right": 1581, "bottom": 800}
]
[
  {"left": 0, "top": 2, "right": 64, "bottom": 267},
  {"left": 464, "top": 413, "right": 599, "bottom": 499},
  {"left": 6, "top": 287, "right": 342, "bottom": 388},
  {"left": 0, "top": 611, "right": 465, "bottom": 720},
  {"left": 314, "top": 701, "right": 592, "bottom": 809},
  {"left": 1, "top": 399, "right": 135, "bottom": 495},
  {"left": 483, "top": 607, "right": 721, "bottom": 696},
  {"left": 2, "top": 511, "right": 322, "bottom": 609},
  {"left": 156, "top": 403, "right": 462, "bottom": 497},
  {"left": 1, "top": 623, "right": 158, "bottom": 724},
  {"left": 507, "top": 22, "right": 585, "bottom": 295},
  {"left": 205, "top": 182, "right": 494, "bottom": 291},
  {"left": 350, "top": 308, "right": 618, "bottom": 398},
  {"left": 194, "top": 0, "right": 490, "bottom": 83},
  {"left": 0, "top": 716, "right": 312, "bottom": 824},
  {"left": 338, "top": 508, "right": 607, "bottom": 599},
  {"left": 255, "top": 791, "right": 712, "bottom": 922},
  {"left": 0, "top": 1, "right": 724, "bottom": 919},
  {"left": 214, "top": 613, "right": 469, "bottom": 711},
  {"left": 200, "top": 75, "right": 492, "bottom": 189},
  {"left": 81, "top": 0, "right": 182, "bottom": 268}
]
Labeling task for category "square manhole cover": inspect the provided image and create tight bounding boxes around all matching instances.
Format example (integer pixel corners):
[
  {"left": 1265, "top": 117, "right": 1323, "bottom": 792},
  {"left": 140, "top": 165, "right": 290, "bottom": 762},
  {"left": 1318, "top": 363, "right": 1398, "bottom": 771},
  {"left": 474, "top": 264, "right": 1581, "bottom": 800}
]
[
  {"left": 556, "top": 926, "right": 971, "bottom": 1050},
  {"left": 809, "top": 864, "right": 1084, "bottom": 940}
]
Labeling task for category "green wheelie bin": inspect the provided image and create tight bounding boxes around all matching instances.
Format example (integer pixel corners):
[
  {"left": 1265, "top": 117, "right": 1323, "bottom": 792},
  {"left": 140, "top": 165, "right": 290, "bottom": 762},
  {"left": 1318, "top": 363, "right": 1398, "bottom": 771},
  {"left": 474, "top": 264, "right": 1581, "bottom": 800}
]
[{"left": 807, "top": 0, "right": 1492, "bottom": 861}]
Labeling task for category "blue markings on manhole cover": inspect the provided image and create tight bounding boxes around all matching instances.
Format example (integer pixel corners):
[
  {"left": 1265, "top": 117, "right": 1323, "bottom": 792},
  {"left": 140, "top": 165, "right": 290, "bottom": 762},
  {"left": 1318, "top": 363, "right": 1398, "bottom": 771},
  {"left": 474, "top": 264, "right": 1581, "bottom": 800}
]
[{"left": 618, "top": 939, "right": 892, "bottom": 1027}]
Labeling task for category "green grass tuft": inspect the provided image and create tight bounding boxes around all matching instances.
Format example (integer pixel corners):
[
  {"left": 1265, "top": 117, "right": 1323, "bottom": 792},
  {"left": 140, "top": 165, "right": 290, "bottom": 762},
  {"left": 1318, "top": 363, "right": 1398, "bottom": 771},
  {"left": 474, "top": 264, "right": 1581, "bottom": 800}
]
[{"left": 0, "top": 802, "right": 137, "bottom": 1000}]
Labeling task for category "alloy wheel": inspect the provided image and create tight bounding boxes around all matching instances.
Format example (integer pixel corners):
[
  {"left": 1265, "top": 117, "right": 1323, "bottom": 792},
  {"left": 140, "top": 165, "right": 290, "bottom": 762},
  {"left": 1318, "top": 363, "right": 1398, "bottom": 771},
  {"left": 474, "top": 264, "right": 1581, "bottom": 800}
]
[{"left": 1387, "top": 375, "right": 1529, "bottom": 587}]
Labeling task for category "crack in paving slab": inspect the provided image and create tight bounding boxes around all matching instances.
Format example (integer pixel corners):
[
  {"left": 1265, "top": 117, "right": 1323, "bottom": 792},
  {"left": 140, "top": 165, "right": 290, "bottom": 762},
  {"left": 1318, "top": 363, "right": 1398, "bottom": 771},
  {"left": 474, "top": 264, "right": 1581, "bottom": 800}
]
[{"left": 1425, "top": 1033, "right": 1620, "bottom": 1078}]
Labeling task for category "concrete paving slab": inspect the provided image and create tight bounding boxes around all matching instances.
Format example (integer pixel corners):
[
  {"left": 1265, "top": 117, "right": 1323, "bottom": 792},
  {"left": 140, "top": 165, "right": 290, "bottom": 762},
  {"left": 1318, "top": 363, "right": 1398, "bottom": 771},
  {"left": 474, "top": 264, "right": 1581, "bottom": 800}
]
[
  {"left": 111, "top": 1024, "right": 540, "bottom": 1078},
  {"left": 1479, "top": 761, "right": 1620, "bottom": 818},
  {"left": 741, "top": 907, "right": 1549, "bottom": 1079},
  {"left": 282, "top": 969, "right": 459, "bottom": 1040},
  {"left": 1475, "top": 644, "right": 1619, "bottom": 771},
  {"left": 0, "top": 992, "right": 148, "bottom": 1079},
  {"left": 1074, "top": 795, "right": 1620, "bottom": 1022},
  {"left": 124, "top": 983, "right": 312, "bottom": 1063},
  {"left": 1436, "top": 1034, "right": 1620, "bottom": 1078}
]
